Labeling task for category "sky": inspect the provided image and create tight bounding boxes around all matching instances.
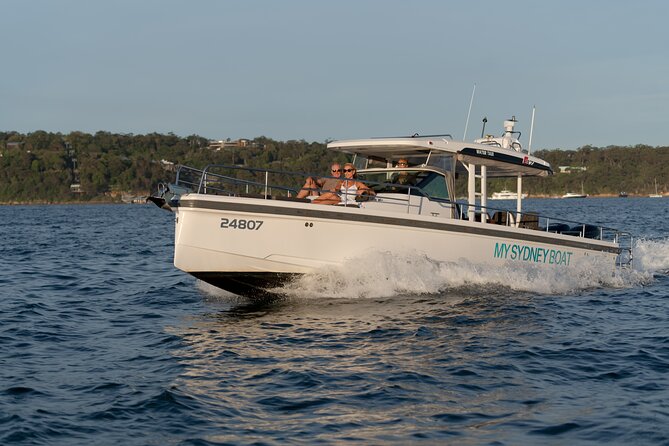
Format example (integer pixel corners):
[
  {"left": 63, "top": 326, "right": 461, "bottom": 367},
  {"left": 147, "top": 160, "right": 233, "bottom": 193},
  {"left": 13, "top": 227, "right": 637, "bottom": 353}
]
[{"left": 2, "top": 0, "right": 668, "bottom": 150}]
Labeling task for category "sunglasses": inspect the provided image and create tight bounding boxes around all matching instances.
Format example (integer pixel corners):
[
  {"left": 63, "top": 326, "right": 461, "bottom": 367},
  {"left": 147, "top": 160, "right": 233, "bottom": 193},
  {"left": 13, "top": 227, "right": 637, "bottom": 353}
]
[
  {"left": 344, "top": 168, "right": 355, "bottom": 172},
  {"left": 331, "top": 169, "right": 341, "bottom": 173}
]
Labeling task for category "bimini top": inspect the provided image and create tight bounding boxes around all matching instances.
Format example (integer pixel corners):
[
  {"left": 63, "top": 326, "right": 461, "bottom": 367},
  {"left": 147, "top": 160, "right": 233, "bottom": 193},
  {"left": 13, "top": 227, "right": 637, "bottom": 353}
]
[{"left": 327, "top": 131, "right": 553, "bottom": 178}]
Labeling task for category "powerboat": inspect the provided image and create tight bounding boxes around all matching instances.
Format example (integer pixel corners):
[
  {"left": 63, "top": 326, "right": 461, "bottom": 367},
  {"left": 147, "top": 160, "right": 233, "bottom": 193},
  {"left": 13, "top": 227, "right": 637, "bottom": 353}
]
[
  {"left": 148, "top": 118, "right": 632, "bottom": 298},
  {"left": 562, "top": 192, "right": 588, "bottom": 199},
  {"left": 490, "top": 190, "right": 528, "bottom": 200}
]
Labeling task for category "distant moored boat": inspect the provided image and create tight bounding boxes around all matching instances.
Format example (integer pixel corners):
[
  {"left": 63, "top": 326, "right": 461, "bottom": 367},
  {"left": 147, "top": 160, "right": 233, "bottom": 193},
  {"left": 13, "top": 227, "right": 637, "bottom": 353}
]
[
  {"left": 563, "top": 182, "right": 587, "bottom": 198},
  {"left": 562, "top": 192, "right": 587, "bottom": 199},
  {"left": 490, "top": 190, "right": 528, "bottom": 200},
  {"left": 649, "top": 178, "right": 663, "bottom": 198}
]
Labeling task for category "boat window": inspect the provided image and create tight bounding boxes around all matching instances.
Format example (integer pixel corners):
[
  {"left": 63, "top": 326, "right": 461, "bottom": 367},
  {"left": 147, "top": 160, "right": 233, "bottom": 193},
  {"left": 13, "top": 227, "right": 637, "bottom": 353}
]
[
  {"left": 352, "top": 155, "right": 386, "bottom": 170},
  {"left": 415, "top": 172, "right": 450, "bottom": 200},
  {"left": 426, "top": 152, "right": 454, "bottom": 172},
  {"left": 358, "top": 170, "right": 450, "bottom": 200},
  {"left": 358, "top": 171, "right": 397, "bottom": 185},
  {"left": 367, "top": 156, "right": 388, "bottom": 168},
  {"left": 352, "top": 155, "right": 366, "bottom": 169}
]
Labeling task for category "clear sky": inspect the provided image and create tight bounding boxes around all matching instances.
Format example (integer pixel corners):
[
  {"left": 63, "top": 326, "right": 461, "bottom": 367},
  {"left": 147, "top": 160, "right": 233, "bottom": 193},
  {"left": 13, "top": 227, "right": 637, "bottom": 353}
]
[{"left": 2, "top": 0, "right": 668, "bottom": 150}]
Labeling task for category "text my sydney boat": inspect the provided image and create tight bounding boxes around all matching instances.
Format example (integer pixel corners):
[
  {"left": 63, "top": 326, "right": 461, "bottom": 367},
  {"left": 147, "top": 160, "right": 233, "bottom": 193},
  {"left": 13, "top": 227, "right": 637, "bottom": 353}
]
[{"left": 148, "top": 118, "right": 632, "bottom": 298}]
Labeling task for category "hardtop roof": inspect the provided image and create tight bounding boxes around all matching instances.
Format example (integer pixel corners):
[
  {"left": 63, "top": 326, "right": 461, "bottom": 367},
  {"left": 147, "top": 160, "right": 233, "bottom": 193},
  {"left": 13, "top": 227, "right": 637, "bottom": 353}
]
[{"left": 327, "top": 136, "right": 553, "bottom": 177}]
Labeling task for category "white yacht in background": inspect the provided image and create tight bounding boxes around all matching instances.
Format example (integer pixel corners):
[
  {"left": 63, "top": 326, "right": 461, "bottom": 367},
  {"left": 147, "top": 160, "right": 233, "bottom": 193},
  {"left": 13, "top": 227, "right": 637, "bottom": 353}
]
[
  {"left": 490, "top": 190, "right": 528, "bottom": 200},
  {"left": 148, "top": 117, "right": 631, "bottom": 298}
]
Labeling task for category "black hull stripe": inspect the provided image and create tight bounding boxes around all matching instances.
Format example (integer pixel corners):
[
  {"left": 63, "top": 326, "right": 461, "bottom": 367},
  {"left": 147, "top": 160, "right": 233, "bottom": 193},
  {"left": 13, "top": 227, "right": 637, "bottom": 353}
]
[
  {"left": 181, "top": 198, "right": 620, "bottom": 254},
  {"left": 192, "top": 272, "right": 296, "bottom": 299}
]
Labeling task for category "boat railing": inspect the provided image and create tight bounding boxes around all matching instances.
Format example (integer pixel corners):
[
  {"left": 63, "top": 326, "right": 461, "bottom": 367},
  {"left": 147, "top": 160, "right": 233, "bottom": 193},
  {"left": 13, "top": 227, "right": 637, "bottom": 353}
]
[
  {"left": 175, "top": 164, "right": 354, "bottom": 198},
  {"left": 176, "top": 164, "right": 452, "bottom": 209},
  {"left": 171, "top": 164, "right": 631, "bottom": 254},
  {"left": 451, "top": 199, "right": 634, "bottom": 262}
]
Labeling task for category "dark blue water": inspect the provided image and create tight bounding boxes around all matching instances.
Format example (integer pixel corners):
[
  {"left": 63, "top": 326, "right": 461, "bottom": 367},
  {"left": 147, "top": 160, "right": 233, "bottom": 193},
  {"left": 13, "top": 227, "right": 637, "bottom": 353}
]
[{"left": 1, "top": 199, "right": 668, "bottom": 445}]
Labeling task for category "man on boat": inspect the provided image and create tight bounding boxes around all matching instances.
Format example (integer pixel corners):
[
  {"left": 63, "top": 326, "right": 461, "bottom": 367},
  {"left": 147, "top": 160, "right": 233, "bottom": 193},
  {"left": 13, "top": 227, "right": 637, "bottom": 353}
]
[
  {"left": 296, "top": 163, "right": 342, "bottom": 198},
  {"left": 390, "top": 158, "right": 417, "bottom": 188}
]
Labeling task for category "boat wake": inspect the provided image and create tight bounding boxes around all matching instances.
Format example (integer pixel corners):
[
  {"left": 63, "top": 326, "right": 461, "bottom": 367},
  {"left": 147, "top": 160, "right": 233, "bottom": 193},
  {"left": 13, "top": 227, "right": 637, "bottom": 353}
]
[
  {"left": 277, "top": 243, "right": 665, "bottom": 299},
  {"left": 633, "top": 236, "right": 669, "bottom": 274},
  {"left": 194, "top": 239, "right": 668, "bottom": 301}
]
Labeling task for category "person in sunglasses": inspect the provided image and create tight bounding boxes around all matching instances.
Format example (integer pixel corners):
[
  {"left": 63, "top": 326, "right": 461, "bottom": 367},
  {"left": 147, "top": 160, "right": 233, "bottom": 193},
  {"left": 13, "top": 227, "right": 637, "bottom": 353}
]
[
  {"left": 390, "top": 158, "right": 417, "bottom": 187},
  {"left": 313, "top": 163, "right": 375, "bottom": 205},
  {"left": 296, "top": 163, "right": 343, "bottom": 198}
]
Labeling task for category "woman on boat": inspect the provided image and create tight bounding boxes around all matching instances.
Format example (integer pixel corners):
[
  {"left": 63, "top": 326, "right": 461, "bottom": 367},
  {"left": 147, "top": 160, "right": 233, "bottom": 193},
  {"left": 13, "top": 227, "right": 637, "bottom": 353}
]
[{"left": 313, "top": 163, "right": 375, "bottom": 205}]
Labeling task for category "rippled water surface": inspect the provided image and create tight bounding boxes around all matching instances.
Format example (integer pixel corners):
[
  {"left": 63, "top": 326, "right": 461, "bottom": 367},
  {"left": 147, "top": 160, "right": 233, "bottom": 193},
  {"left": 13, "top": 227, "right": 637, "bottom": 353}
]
[{"left": 1, "top": 199, "right": 668, "bottom": 445}]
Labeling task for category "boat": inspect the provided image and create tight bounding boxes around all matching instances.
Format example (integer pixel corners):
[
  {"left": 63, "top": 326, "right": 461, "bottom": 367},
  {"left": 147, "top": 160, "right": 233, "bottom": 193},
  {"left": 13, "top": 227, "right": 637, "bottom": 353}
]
[
  {"left": 619, "top": 191, "right": 628, "bottom": 198},
  {"left": 562, "top": 192, "right": 588, "bottom": 199},
  {"left": 148, "top": 117, "right": 632, "bottom": 298},
  {"left": 562, "top": 181, "right": 588, "bottom": 199},
  {"left": 649, "top": 178, "right": 663, "bottom": 198},
  {"left": 490, "top": 190, "right": 528, "bottom": 200}
]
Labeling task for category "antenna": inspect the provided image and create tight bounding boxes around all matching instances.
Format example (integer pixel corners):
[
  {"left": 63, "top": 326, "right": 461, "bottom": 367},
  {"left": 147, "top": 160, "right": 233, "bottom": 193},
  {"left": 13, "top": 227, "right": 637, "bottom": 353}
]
[
  {"left": 463, "top": 83, "right": 476, "bottom": 140},
  {"left": 528, "top": 105, "right": 536, "bottom": 155}
]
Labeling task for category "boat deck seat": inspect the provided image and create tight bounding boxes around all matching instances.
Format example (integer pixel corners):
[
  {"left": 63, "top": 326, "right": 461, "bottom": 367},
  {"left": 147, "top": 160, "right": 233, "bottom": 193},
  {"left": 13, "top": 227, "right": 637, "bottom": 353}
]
[
  {"left": 490, "top": 211, "right": 512, "bottom": 226},
  {"left": 542, "top": 223, "right": 571, "bottom": 233},
  {"left": 518, "top": 212, "right": 539, "bottom": 230},
  {"left": 564, "top": 224, "right": 601, "bottom": 239},
  {"left": 460, "top": 211, "right": 490, "bottom": 222}
]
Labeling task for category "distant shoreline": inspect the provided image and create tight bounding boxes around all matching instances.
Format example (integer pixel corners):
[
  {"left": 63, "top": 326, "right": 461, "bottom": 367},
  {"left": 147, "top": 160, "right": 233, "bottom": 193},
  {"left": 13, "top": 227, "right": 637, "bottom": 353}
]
[
  {"left": 0, "top": 199, "right": 137, "bottom": 206},
  {"left": 1, "top": 194, "right": 660, "bottom": 207}
]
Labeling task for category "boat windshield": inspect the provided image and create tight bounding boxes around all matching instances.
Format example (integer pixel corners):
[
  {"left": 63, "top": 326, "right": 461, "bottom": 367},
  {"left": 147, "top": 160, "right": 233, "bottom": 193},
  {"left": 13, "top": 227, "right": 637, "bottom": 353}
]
[
  {"left": 425, "top": 152, "right": 454, "bottom": 172},
  {"left": 352, "top": 152, "right": 432, "bottom": 170},
  {"left": 358, "top": 170, "right": 451, "bottom": 201},
  {"left": 352, "top": 155, "right": 385, "bottom": 170}
]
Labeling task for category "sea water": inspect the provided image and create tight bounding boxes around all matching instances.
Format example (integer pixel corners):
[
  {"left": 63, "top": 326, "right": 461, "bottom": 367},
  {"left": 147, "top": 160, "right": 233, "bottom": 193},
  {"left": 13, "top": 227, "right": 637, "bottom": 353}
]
[{"left": 0, "top": 198, "right": 668, "bottom": 445}]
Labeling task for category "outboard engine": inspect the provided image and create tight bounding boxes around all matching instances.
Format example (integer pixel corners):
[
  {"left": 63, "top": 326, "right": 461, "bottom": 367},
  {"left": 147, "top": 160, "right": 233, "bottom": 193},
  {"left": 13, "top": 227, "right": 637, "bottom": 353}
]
[{"left": 146, "top": 183, "right": 174, "bottom": 212}]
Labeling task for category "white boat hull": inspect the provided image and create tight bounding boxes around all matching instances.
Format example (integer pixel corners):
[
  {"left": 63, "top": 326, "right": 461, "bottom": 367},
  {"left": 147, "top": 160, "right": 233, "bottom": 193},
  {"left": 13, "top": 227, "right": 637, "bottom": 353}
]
[
  {"left": 490, "top": 191, "right": 528, "bottom": 200},
  {"left": 172, "top": 194, "right": 619, "bottom": 296}
]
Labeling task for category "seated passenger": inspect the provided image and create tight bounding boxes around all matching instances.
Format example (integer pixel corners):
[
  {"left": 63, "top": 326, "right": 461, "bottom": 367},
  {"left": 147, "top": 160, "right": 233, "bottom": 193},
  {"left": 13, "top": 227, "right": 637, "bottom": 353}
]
[
  {"left": 313, "top": 163, "right": 375, "bottom": 205},
  {"left": 390, "top": 158, "right": 417, "bottom": 188},
  {"left": 296, "top": 163, "right": 342, "bottom": 198}
]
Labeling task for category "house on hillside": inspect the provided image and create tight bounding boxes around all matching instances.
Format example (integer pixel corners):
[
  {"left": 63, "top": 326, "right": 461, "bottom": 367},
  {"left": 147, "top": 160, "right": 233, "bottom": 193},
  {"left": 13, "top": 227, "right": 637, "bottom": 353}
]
[
  {"left": 208, "top": 139, "right": 264, "bottom": 151},
  {"left": 558, "top": 166, "right": 587, "bottom": 174}
]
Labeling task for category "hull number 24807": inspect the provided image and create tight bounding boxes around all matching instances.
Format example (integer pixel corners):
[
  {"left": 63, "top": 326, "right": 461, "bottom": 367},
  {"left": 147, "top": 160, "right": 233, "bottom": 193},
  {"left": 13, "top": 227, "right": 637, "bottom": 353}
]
[{"left": 220, "top": 218, "right": 264, "bottom": 230}]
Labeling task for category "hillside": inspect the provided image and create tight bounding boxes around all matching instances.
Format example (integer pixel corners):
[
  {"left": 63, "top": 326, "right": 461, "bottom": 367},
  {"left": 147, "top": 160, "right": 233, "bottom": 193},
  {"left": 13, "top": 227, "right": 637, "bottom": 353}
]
[{"left": 1, "top": 130, "right": 667, "bottom": 203}]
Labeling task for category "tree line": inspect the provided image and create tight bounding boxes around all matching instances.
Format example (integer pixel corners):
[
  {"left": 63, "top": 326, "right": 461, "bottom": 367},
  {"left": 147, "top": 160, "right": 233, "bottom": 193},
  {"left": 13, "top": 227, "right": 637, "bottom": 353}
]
[
  {"left": 0, "top": 131, "right": 343, "bottom": 203},
  {"left": 523, "top": 144, "right": 668, "bottom": 196},
  {"left": 0, "top": 130, "right": 667, "bottom": 203}
]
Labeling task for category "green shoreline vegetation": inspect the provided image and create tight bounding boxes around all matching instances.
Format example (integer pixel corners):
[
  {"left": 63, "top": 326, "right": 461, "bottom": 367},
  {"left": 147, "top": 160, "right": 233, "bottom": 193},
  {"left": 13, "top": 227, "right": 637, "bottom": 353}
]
[{"left": 1, "top": 130, "right": 667, "bottom": 204}]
